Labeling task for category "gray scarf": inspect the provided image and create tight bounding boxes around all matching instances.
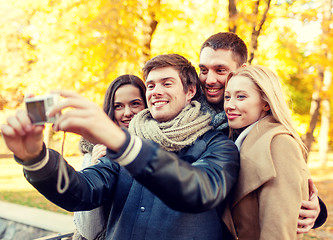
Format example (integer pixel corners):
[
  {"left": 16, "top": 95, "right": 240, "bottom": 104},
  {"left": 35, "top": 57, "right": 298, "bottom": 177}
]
[
  {"left": 128, "top": 101, "right": 212, "bottom": 152},
  {"left": 198, "top": 95, "right": 229, "bottom": 132},
  {"left": 79, "top": 137, "right": 94, "bottom": 154}
]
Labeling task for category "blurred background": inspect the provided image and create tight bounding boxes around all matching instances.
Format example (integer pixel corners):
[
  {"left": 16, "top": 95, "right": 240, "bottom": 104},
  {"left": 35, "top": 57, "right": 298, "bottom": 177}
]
[
  {"left": 0, "top": 1, "right": 332, "bottom": 238},
  {"left": 0, "top": 0, "right": 332, "bottom": 159}
]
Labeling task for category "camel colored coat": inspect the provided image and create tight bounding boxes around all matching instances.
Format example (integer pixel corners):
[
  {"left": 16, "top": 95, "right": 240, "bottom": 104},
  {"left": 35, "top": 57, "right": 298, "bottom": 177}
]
[{"left": 222, "top": 116, "right": 310, "bottom": 240}]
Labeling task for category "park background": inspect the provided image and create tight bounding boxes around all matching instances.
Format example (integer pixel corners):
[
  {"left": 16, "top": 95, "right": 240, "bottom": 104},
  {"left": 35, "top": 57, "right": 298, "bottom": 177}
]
[{"left": 0, "top": 0, "right": 332, "bottom": 239}]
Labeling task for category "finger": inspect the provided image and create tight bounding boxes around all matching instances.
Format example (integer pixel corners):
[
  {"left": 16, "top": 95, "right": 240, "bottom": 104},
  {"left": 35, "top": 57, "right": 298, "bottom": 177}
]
[
  {"left": 6, "top": 115, "right": 26, "bottom": 136},
  {"left": 93, "top": 146, "right": 106, "bottom": 157},
  {"left": 54, "top": 116, "right": 100, "bottom": 143},
  {"left": 48, "top": 98, "right": 91, "bottom": 118},
  {"left": 297, "top": 225, "right": 312, "bottom": 234},
  {"left": 298, "top": 215, "right": 314, "bottom": 226},
  {"left": 16, "top": 110, "right": 33, "bottom": 130},
  {"left": 308, "top": 178, "right": 318, "bottom": 200},
  {"left": 97, "top": 146, "right": 107, "bottom": 153},
  {"left": 51, "top": 89, "right": 82, "bottom": 99},
  {"left": 52, "top": 106, "right": 97, "bottom": 132},
  {"left": 1, "top": 124, "right": 16, "bottom": 137},
  {"left": 299, "top": 209, "right": 317, "bottom": 219},
  {"left": 301, "top": 200, "right": 317, "bottom": 211},
  {"left": 93, "top": 144, "right": 105, "bottom": 151},
  {"left": 297, "top": 216, "right": 314, "bottom": 233}
]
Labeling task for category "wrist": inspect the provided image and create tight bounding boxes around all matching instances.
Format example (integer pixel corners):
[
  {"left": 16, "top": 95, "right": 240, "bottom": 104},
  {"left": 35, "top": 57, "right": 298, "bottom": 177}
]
[
  {"left": 105, "top": 127, "right": 127, "bottom": 152},
  {"left": 15, "top": 143, "right": 47, "bottom": 165},
  {"left": 106, "top": 128, "right": 142, "bottom": 166}
]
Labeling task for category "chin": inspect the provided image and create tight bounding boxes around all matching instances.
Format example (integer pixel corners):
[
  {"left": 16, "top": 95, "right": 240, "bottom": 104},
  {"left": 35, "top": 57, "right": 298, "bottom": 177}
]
[{"left": 206, "top": 96, "right": 222, "bottom": 105}]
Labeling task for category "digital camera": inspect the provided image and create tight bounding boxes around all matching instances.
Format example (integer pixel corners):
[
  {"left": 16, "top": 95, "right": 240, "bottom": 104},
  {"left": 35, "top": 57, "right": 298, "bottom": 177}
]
[{"left": 25, "top": 94, "right": 61, "bottom": 125}]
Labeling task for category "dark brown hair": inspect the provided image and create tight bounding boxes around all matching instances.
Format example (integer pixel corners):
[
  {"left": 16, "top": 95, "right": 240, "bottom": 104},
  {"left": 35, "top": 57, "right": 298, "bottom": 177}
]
[
  {"left": 142, "top": 54, "right": 201, "bottom": 99},
  {"left": 103, "top": 74, "right": 147, "bottom": 121},
  {"left": 200, "top": 32, "right": 248, "bottom": 67}
]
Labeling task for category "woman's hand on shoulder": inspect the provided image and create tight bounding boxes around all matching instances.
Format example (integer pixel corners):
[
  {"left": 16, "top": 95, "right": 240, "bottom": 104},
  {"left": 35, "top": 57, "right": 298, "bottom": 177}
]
[{"left": 91, "top": 144, "right": 107, "bottom": 164}]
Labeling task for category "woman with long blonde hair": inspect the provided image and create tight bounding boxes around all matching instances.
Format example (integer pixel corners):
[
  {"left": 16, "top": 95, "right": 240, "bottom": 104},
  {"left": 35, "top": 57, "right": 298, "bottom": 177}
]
[{"left": 222, "top": 65, "right": 310, "bottom": 239}]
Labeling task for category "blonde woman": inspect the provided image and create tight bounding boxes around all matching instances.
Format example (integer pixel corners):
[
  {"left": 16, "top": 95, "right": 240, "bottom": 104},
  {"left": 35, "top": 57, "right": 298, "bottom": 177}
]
[{"left": 222, "top": 65, "right": 311, "bottom": 239}]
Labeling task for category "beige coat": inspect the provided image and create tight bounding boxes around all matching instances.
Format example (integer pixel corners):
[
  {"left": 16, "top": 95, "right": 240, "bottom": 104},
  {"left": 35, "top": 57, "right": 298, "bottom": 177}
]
[{"left": 222, "top": 116, "right": 310, "bottom": 240}]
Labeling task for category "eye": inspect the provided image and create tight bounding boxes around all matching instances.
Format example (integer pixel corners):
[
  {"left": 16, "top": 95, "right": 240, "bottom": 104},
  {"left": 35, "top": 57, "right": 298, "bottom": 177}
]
[
  {"left": 237, "top": 94, "right": 246, "bottom": 100},
  {"left": 146, "top": 83, "right": 154, "bottom": 89},
  {"left": 199, "top": 68, "right": 208, "bottom": 75},
  {"left": 216, "top": 68, "right": 229, "bottom": 75},
  {"left": 224, "top": 95, "right": 231, "bottom": 101},
  {"left": 164, "top": 81, "right": 172, "bottom": 87},
  {"left": 131, "top": 101, "right": 144, "bottom": 108},
  {"left": 114, "top": 104, "right": 123, "bottom": 110}
]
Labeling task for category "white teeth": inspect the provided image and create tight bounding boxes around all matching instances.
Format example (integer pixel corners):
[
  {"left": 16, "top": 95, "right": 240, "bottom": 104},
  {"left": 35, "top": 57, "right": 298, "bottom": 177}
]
[
  {"left": 207, "top": 88, "right": 219, "bottom": 93},
  {"left": 153, "top": 101, "right": 167, "bottom": 106}
]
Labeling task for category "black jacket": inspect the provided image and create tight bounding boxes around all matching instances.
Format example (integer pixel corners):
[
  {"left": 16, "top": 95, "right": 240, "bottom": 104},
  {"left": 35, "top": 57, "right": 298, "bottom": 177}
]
[{"left": 23, "top": 129, "right": 239, "bottom": 240}]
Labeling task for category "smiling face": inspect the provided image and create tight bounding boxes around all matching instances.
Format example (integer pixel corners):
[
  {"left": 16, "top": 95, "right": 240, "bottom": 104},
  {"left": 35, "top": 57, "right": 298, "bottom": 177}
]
[
  {"left": 146, "top": 66, "right": 195, "bottom": 122},
  {"left": 113, "top": 85, "right": 146, "bottom": 128},
  {"left": 224, "top": 75, "right": 270, "bottom": 129},
  {"left": 199, "top": 47, "right": 239, "bottom": 109}
]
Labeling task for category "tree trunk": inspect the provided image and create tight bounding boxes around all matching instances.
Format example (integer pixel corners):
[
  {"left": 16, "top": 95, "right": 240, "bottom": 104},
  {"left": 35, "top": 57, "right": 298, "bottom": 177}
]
[
  {"left": 318, "top": 0, "right": 332, "bottom": 165},
  {"left": 302, "top": 69, "right": 323, "bottom": 159},
  {"left": 319, "top": 68, "right": 331, "bottom": 165},
  {"left": 141, "top": 0, "right": 160, "bottom": 65},
  {"left": 248, "top": 0, "right": 271, "bottom": 64},
  {"left": 228, "top": 0, "right": 237, "bottom": 33}
]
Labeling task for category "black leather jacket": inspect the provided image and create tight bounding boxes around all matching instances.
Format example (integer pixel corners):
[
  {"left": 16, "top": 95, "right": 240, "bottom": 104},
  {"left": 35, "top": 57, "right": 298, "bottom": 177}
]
[{"left": 22, "top": 129, "right": 240, "bottom": 239}]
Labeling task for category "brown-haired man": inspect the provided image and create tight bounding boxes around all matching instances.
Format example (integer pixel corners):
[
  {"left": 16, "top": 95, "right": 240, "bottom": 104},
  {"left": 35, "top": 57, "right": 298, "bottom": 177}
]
[{"left": 2, "top": 54, "right": 239, "bottom": 240}]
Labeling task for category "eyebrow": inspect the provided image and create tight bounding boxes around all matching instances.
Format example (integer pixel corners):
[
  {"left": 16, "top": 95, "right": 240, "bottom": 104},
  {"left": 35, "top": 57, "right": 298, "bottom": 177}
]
[
  {"left": 198, "top": 63, "right": 229, "bottom": 69},
  {"left": 114, "top": 98, "right": 143, "bottom": 104},
  {"left": 227, "top": 90, "right": 248, "bottom": 94},
  {"left": 146, "top": 77, "right": 175, "bottom": 84},
  {"left": 130, "top": 98, "right": 143, "bottom": 102}
]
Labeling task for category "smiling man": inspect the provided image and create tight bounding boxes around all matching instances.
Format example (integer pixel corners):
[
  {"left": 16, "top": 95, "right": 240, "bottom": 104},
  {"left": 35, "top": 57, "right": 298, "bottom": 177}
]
[
  {"left": 199, "top": 32, "right": 247, "bottom": 111},
  {"left": 145, "top": 66, "right": 194, "bottom": 122},
  {"left": 2, "top": 54, "right": 240, "bottom": 240}
]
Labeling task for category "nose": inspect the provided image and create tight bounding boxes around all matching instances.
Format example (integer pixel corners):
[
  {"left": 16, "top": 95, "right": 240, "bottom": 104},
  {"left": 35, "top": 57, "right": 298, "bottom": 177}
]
[
  {"left": 123, "top": 105, "right": 133, "bottom": 117},
  {"left": 151, "top": 84, "right": 163, "bottom": 96},
  {"left": 205, "top": 71, "right": 217, "bottom": 86},
  {"left": 225, "top": 98, "right": 236, "bottom": 110}
]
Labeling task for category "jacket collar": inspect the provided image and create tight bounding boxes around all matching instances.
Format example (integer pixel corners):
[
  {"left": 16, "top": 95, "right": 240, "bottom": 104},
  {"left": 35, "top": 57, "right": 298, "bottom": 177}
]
[{"left": 232, "top": 115, "right": 289, "bottom": 207}]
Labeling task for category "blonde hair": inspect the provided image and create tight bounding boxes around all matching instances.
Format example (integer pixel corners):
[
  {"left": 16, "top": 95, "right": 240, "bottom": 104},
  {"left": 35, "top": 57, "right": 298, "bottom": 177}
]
[{"left": 226, "top": 65, "right": 307, "bottom": 156}]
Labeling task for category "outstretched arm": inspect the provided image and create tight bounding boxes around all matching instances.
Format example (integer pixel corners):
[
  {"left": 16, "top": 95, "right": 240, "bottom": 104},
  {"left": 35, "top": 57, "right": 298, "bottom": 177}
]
[{"left": 2, "top": 90, "right": 125, "bottom": 161}]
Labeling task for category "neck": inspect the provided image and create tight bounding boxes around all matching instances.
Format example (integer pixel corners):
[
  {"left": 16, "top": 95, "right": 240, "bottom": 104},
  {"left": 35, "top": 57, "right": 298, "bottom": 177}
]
[{"left": 210, "top": 103, "right": 224, "bottom": 113}]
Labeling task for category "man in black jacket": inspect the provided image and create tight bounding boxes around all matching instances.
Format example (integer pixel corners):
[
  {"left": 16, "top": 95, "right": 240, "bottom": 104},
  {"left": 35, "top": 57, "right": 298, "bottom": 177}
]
[{"left": 2, "top": 54, "right": 240, "bottom": 240}]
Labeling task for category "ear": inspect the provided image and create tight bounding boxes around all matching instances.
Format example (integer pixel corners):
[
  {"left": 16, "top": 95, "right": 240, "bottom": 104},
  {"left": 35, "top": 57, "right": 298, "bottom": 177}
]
[
  {"left": 186, "top": 85, "right": 196, "bottom": 102},
  {"left": 263, "top": 102, "right": 270, "bottom": 111}
]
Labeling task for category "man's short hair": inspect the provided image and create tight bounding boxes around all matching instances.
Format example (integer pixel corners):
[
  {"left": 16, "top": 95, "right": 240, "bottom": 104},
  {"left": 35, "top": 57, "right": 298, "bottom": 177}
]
[
  {"left": 143, "top": 54, "right": 201, "bottom": 99},
  {"left": 200, "top": 32, "right": 248, "bottom": 67}
]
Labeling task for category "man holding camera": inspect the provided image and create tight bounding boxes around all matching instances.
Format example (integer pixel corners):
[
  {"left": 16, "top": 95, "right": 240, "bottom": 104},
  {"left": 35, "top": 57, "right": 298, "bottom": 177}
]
[{"left": 2, "top": 54, "right": 239, "bottom": 240}]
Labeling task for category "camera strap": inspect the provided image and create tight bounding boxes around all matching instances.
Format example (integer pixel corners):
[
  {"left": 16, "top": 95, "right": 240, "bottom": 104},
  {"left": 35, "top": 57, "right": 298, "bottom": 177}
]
[{"left": 57, "top": 131, "right": 70, "bottom": 194}]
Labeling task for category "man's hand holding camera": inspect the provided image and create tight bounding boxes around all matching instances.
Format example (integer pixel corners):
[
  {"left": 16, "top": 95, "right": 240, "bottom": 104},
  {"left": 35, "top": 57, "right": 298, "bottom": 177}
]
[
  {"left": 1, "top": 90, "right": 126, "bottom": 162},
  {"left": 1, "top": 110, "right": 45, "bottom": 161},
  {"left": 49, "top": 90, "right": 126, "bottom": 151}
]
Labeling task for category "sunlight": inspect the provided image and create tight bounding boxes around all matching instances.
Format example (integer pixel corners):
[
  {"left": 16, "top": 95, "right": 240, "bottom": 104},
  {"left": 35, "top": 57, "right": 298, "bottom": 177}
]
[{"left": 294, "top": 21, "right": 322, "bottom": 43}]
